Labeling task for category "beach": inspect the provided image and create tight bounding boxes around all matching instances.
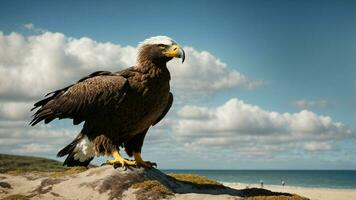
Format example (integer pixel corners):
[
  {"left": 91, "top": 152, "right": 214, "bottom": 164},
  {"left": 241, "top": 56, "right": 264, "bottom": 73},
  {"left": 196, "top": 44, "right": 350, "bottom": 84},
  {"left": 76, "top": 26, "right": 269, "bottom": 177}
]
[
  {"left": 164, "top": 169, "right": 356, "bottom": 199},
  {"left": 224, "top": 182, "right": 356, "bottom": 200}
]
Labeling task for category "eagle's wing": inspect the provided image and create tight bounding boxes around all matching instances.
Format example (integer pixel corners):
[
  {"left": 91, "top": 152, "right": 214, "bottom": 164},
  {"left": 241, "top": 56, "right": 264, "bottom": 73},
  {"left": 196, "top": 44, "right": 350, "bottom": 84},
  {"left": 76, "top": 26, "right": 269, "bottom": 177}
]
[
  {"left": 152, "top": 92, "right": 173, "bottom": 126},
  {"left": 30, "top": 71, "right": 128, "bottom": 126}
]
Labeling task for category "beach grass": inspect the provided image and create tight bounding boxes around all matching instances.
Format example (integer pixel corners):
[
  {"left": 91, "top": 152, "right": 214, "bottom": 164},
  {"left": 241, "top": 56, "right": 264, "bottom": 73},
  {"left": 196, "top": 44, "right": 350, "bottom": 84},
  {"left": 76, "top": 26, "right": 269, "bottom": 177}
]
[
  {"left": 0, "top": 153, "right": 65, "bottom": 174},
  {"left": 0, "top": 194, "right": 30, "bottom": 200},
  {"left": 244, "top": 196, "right": 308, "bottom": 200},
  {"left": 132, "top": 179, "right": 174, "bottom": 198},
  {"left": 170, "top": 173, "right": 226, "bottom": 189}
]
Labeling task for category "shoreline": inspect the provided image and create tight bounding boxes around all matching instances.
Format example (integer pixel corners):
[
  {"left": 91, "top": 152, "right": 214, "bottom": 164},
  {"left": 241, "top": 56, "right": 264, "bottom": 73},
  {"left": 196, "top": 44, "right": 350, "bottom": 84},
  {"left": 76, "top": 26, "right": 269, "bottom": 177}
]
[
  {"left": 224, "top": 182, "right": 356, "bottom": 200},
  {"left": 222, "top": 181, "right": 356, "bottom": 190}
]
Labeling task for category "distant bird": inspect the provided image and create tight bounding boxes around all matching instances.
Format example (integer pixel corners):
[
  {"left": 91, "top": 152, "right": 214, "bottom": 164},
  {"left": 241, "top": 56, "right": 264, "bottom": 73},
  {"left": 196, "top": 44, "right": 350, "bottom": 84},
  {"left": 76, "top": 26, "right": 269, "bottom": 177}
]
[{"left": 30, "top": 36, "right": 185, "bottom": 168}]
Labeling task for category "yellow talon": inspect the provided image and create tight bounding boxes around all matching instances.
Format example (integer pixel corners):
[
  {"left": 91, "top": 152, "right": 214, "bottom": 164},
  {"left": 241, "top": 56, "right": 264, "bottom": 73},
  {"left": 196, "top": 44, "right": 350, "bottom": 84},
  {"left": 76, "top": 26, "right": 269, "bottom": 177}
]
[
  {"left": 106, "top": 150, "right": 136, "bottom": 167},
  {"left": 133, "top": 152, "right": 157, "bottom": 168}
]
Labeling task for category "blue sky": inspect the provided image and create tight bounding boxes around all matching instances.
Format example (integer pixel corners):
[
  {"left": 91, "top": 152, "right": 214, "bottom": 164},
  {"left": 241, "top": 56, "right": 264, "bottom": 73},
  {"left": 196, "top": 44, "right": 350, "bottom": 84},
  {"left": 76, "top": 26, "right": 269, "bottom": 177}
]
[{"left": 0, "top": 0, "right": 355, "bottom": 169}]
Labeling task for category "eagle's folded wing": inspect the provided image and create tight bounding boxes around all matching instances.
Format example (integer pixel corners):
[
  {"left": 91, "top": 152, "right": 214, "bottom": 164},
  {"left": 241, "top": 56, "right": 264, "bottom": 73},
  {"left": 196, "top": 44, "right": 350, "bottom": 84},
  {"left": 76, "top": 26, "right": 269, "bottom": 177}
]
[
  {"left": 152, "top": 92, "right": 173, "bottom": 126},
  {"left": 30, "top": 71, "right": 128, "bottom": 126}
]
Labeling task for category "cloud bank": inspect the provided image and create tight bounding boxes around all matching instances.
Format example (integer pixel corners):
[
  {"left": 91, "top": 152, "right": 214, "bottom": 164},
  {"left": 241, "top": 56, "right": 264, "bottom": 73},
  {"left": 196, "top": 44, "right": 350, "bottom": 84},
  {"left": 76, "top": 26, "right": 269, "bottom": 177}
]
[
  {"left": 173, "top": 98, "right": 353, "bottom": 155},
  {"left": 0, "top": 31, "right": 263, "bottom": 102}
]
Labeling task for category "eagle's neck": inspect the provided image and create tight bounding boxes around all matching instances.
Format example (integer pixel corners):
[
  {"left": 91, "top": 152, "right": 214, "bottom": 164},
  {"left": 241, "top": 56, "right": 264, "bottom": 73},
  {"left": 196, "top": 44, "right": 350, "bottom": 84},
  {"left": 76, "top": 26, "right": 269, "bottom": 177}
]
[
  {"left": 136, "top": 60, "right": 171, "bottom": 81},
  {"left": 136, "top": 45, "right": 171, "bottom": 81}
]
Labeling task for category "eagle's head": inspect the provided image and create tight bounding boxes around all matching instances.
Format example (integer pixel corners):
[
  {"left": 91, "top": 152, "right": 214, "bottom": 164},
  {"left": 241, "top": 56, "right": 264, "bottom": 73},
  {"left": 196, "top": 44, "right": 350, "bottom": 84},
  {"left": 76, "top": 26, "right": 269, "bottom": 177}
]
[{"left": 138, "top": 36, "right": 185, "bottom": 66}]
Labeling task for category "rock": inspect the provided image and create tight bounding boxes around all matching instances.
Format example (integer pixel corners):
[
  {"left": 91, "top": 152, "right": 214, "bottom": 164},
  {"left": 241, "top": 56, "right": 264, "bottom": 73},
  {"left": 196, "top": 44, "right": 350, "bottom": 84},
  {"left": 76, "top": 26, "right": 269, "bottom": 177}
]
[
  {"left": 0, "top": 166, "right": 308, "bottom": 200},
  {"left": 0, "top": 181, "right": 12, "bottom": 189}
]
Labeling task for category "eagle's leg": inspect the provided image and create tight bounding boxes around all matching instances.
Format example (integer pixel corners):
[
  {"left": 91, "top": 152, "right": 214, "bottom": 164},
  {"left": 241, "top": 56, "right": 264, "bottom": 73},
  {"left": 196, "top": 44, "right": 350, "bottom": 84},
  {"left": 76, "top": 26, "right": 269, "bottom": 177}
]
[
  {"left": 106, "top": 150, "right": 136, "bottom": 167},
  {"left": 124, "top": 129, "right": 156, "bottom": 168},
  {"left": 133, "top": 152, "right": 157, "bottom": 168}
]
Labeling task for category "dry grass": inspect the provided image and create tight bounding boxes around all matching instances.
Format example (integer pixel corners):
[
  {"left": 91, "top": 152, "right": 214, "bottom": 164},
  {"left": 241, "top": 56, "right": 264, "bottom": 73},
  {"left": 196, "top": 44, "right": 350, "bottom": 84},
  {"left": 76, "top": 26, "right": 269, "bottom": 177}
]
[
  {"left": 132, "top": 173, "right": 225, "bottom": 197},
  {"left": 133, "top": 180, "right": 173, "bottom": 195},
  {"left": 169, "top": 173, "right": 226, "bottom": 189},
  {"left": 240, "top": 187, "right": 309, "bottom": 200},
  {"left": 243, "top": 195, "right": 309, "bottom": 200},
  {"left": 50, "top": 166, "right": 88, "bottom": 177},
  {"left": 1, "top": 194, "right": 30, "bottom": 200},
  {"left": 0, "top": 154, "right": 65, "bottom": 174},
  {"left": 132, "top": 180, "right": 174, "bottom": 200},
  {"left": 0, "top": 154, "right": 88, "bottom": 178}
]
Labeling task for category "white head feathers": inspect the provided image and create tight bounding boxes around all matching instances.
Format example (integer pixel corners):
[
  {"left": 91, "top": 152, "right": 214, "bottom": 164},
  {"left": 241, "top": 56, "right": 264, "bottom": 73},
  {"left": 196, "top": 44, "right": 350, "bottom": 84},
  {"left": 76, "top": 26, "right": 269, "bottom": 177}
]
[{"left": 139, "top": 36, "right": 176, "bottom": 47}]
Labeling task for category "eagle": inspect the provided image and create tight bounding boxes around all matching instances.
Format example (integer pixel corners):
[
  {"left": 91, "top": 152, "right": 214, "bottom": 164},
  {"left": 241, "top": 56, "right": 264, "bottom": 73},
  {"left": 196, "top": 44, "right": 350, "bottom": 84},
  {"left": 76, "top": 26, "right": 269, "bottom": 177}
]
[{"left": 30, "top": 36, "right": 185, "bottom": 168}]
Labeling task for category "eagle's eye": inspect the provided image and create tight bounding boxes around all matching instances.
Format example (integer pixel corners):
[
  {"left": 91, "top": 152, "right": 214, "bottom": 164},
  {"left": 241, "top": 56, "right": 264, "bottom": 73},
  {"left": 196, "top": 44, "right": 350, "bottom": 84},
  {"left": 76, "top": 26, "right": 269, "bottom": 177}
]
[{"left": 157, "top": 44, "right": 167, "bottom": 49}]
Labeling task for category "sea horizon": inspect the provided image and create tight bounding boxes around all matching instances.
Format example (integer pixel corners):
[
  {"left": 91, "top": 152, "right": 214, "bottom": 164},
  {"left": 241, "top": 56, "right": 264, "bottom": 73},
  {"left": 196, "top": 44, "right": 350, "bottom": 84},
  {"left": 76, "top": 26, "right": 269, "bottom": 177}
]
[{"left": 162, "top": 169, "right": 356, "bottom": 190}]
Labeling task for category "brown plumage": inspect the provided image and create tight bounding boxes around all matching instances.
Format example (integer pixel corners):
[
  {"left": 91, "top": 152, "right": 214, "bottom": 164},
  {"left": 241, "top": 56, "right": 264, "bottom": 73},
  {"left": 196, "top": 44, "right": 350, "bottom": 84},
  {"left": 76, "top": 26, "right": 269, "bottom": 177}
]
[{"left": 30, "top": 36, "right": 184, "bottom": 167}]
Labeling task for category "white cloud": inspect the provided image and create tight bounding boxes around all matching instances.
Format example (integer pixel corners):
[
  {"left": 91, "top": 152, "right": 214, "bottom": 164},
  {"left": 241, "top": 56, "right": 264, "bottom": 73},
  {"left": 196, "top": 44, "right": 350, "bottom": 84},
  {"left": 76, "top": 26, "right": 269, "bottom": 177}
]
[
  {"left": 173, "top": 98, "right": 353, "bottom": 155},
  {"left": 0, "top": 31, "right": 136, "bottom": 100},
  {"left": 16, "top": 143, "right": 55, "bottom": 154},
  {"left": 169, "top": 47, "right": 267, "bottom": 99},
  {"left": 0, "top": 101, "right": 32, "bottom": 121},
  {"left": 23, "top": 23, "right": 47, "bottom": 33},
  {"left": 23, "top": 23, "right": 35, "bottom": 30},
  {"left": 293, "top": 99, "right": 333, "bottom": 109},
  {"left": 0, "top": 31, "right": 264, "bottom": 101},
  {"left": 304, "top": 142, "right": 332, "bottom": 152},
  {"left": 0, "top": 120, "right": 77, "bottom": 155}
]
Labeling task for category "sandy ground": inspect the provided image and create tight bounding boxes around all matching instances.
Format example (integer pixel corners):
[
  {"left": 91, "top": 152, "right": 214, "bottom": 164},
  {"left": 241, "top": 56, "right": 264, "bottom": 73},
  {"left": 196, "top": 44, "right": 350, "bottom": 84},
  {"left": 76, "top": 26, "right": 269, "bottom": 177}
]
[
  {"left": 173, "top": 193, "right": 241, "bottom": 200},
  {"left": 2, "top": 168, "right": 356, "bottom": 200},
  {"left": 224, "top": 182, "right": 356, "bottom": 200}
]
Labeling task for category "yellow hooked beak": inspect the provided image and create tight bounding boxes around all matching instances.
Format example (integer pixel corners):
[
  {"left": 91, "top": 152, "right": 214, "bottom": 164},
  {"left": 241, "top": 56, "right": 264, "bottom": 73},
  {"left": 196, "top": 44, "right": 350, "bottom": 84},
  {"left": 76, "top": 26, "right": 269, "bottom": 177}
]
[{"left": 163, "top": 44, "right": 185, "bottom": 63}]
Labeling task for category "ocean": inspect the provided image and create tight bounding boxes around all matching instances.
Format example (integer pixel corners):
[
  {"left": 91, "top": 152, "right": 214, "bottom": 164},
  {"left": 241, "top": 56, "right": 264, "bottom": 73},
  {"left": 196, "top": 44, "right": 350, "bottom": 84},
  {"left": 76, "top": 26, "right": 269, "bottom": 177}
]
[{"left": 162, "top": 170, "right": 356, "bottom": 189}]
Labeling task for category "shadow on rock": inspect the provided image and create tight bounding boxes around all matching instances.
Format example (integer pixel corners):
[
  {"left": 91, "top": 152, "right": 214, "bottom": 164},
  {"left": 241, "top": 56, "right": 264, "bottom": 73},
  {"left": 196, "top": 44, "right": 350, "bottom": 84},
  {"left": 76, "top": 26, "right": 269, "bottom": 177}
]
[{"left": 141, "top": 167, "right": 297, "bottom": 198}]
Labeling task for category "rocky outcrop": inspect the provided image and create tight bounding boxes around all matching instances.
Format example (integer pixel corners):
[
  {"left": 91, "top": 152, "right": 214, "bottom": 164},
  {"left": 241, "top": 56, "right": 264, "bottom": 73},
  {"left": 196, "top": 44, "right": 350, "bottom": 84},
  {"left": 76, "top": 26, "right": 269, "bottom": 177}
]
[{"left": 0, "top": 166, "right": 308, "bottom": 200}]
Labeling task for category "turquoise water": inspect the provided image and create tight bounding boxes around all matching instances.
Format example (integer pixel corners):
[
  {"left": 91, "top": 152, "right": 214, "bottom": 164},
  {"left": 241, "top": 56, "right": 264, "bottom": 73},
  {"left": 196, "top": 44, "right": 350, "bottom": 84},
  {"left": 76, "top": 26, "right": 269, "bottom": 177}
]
[{"left": 162, "top": 170, "right": 356, "bottom": 189}]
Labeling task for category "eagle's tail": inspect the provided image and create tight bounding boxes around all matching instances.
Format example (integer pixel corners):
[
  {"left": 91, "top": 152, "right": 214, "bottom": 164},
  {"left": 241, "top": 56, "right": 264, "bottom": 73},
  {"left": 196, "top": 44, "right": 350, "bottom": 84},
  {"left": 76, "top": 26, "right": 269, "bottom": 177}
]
[{"left": 57, "top": 133, "right": 94, "bottom": 167}]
